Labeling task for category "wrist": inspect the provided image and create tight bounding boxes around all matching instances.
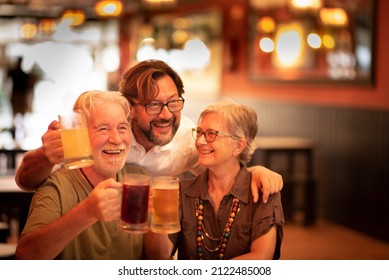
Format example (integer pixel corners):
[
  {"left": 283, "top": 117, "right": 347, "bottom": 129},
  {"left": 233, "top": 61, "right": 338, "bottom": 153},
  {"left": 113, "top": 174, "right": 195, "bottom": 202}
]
[{"left": 36, "top": 147, "right": 55, "bottom": 167}]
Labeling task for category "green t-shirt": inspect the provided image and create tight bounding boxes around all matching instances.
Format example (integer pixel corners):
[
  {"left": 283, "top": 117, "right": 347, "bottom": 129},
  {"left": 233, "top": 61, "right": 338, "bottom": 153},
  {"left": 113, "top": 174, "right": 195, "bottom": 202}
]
[{"left": 21, "top": 164, "right": 148, "bottom": 260}]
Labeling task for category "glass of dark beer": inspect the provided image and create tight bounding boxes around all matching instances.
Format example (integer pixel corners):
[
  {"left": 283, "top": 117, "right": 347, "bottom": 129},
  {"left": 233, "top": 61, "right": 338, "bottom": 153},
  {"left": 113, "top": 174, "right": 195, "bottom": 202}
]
[{"left": 118, "top": 173, "right": 151, "bottom": 234}]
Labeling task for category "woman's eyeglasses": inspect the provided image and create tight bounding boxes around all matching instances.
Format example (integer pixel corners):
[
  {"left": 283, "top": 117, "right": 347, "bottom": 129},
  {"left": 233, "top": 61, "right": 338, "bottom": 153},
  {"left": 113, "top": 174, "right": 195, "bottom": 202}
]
[{"left": 192, "top": 128, "right": 237, "bottom": 143}]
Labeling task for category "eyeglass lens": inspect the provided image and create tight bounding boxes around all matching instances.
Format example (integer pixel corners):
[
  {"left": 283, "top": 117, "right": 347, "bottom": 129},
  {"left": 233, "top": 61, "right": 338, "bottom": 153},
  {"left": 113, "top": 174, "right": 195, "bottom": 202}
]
[
  {"left": 146, "top": 99, "right": 184, "bottom": 114},
  {"left": 193, "top": 129, "right": 218, "bottom": 142}
]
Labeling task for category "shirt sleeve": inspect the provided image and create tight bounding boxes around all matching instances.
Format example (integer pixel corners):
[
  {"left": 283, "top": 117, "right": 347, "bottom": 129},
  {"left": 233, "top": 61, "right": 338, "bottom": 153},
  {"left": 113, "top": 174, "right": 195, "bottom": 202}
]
[
  {"left": 251, "top": 192, "right": 285, "bottom": 259},
  {"left": 20, "top": 182, "right": 62, "bottom": 236}
]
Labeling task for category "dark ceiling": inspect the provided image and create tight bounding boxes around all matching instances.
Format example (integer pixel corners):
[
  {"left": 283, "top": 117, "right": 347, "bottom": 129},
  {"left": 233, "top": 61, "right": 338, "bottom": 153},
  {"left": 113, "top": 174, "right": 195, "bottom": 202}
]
[{"left": 0, "top": 0, "right": 141, "bottom": 19}]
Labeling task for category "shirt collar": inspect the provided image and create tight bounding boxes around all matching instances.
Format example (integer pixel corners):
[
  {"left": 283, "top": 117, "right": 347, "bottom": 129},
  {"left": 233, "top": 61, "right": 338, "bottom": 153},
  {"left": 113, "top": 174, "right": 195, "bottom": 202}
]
[
  {"left": 184, "top": 165, "right": 251, "bottom": 204},
  {"left": 130, "top": 127, "right": 178, "bottom": 152}
]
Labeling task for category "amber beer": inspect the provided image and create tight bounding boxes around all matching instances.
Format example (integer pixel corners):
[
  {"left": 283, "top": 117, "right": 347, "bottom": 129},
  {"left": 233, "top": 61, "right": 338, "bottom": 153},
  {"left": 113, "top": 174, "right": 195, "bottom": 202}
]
[
  {"left": 151, "top": 176, "right": 180, "bottom": 234},
  {"left": 59, "top": 110, "right": 94, "bottom": 169},
  {"left": 61, "top": 127, "right": 93, "bottom": 168}
]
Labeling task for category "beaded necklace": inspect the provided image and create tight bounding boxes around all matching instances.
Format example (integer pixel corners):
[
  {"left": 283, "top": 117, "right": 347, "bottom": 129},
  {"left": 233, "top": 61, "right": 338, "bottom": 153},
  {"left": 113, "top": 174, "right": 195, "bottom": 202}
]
[{"left": 195, "top": 197, "right": 241, "bottom": 260}]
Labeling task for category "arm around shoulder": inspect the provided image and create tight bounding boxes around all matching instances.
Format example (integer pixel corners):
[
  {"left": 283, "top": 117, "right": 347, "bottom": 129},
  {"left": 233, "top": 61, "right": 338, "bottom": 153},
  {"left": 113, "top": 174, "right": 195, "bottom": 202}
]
[{"left": 15, "top": 147, "right": 55, "bottom": 191}]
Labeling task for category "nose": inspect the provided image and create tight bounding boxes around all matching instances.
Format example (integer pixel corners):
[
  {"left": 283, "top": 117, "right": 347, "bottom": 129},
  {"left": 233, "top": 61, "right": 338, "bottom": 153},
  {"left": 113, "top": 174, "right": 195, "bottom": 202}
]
[
  {"left": 108, "top": 129, "right": 122, "bottom": 144},
  {"left": 197, "top": 132, "right": 208, "bottom": 144},
  {"left": 158, "top": 104, "right": 173, "bottom": 118}
]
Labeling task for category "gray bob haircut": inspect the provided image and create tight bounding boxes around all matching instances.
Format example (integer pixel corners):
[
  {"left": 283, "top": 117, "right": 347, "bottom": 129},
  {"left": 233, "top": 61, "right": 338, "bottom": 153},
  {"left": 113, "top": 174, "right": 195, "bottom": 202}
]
[{"left": 198, "top": 101, "right": 258, "bottom": 164}]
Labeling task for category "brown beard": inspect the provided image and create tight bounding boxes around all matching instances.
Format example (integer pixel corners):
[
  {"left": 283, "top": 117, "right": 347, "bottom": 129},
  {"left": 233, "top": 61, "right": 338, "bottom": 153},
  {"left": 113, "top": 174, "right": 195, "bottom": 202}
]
[{"left": 144, "top": 117, "right": 179, "bottom": 146}]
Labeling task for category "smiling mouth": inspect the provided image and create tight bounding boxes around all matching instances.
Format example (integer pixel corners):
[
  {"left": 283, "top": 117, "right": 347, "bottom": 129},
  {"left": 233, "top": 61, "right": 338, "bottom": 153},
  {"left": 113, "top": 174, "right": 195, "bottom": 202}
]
[
  {"left": 153, "top": 123, "right": 171, "bottom": 128},
  {"left": 152, "top": 118, "right": 172, "bottom": 129},
  {"left": 103, "top": 149, "right": 124, "bottom": 155}
]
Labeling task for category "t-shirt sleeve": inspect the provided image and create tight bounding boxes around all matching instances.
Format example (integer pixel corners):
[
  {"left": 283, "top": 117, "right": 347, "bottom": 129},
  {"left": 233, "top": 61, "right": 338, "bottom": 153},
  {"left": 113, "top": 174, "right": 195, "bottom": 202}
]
[{"left": 20, "top": 182, "right": 62, "bottom": 236}]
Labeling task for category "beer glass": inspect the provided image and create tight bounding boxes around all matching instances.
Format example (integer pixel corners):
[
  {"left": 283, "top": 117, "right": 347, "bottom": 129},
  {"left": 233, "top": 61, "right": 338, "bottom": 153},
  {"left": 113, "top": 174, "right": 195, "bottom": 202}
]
[
  {"left": 150, "top": 176, "right": 180, "bottom": 234},
  {"left": 118, "top": 173, "right": 151, "bottom": 234},
  {"left": 58, "top": 110, "right": 94, "bottom": 169}
]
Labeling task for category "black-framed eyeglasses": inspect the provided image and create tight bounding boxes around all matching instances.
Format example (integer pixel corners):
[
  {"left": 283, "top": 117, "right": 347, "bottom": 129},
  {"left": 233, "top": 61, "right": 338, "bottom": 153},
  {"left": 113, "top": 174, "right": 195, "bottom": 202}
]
[
  {"left": 142, "top": 98, "right": 185, "bottom": 115},
  {"left": 192, "top": 128, "right": 237, "bottom": 143}
]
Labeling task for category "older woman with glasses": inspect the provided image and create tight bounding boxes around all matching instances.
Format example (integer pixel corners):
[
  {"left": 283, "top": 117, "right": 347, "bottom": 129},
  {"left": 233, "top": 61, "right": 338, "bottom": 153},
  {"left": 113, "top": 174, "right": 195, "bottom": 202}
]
[{"left": 145, "top": 101, "right": 285, "bottom": 260}]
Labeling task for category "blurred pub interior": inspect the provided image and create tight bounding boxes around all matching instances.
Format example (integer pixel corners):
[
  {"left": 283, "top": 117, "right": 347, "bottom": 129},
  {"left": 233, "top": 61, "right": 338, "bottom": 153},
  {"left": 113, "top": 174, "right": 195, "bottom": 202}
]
[{"left": 0, "top": 0, "right": 388, "bottom": 258}]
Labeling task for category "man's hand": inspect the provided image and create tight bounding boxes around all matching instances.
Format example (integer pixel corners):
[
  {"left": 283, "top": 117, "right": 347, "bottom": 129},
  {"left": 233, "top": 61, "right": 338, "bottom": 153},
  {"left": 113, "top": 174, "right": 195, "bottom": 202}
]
[
  {"left": 84, "top": 179, "right": 122, "bottom": 222},
  {"left": 41, "top": 120, "right": 63, "bottom": 164},
  {"left": 249, "top": 165, "right": 283, "bottom": 203}
]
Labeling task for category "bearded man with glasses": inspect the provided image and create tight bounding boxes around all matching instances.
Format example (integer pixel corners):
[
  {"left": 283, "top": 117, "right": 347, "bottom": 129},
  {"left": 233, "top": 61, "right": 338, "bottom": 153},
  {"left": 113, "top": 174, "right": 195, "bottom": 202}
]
[{"left": 15, "top": 60, "right": 282, "bottom": 203}]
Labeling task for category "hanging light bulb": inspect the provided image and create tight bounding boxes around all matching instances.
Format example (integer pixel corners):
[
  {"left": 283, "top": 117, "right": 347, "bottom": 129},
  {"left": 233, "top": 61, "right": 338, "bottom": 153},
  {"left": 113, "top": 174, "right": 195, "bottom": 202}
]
[{"left": 95, "top": 0, "right": 123, "bottom": 17}]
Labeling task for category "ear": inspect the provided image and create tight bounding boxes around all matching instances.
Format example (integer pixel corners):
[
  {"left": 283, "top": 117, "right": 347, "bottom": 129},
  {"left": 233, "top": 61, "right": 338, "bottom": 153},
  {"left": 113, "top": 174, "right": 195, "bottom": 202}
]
[
  {"left": 129, "top": 107, "right": 136, "bottom": 119},
  {"left": 233, "top": 139, "right": 247, "bottom": 156}
]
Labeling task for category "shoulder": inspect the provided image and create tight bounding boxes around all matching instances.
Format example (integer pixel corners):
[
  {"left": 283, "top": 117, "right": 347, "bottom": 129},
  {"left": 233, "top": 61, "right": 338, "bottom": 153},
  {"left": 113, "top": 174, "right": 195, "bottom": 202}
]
[
  {"left": 42, "top": 168, "right": 75, "bottom": 190},
  {"left": 36, "top": 168, "right": 86, "bottom": 199},
  {"left": 255, "top": 192, "right": 285, "bottom": 226},
  {"left": 180, "top": 176, "right": 197, "bottom": 191},
  {"left": 180, "top": 171, "right": 207, "bottom": 196},
  {"left": 266, "top": 192, "right": 282, "bottom": 205},
  {"left": 180, "top": 115, "right": 196, "bottom": 127}
]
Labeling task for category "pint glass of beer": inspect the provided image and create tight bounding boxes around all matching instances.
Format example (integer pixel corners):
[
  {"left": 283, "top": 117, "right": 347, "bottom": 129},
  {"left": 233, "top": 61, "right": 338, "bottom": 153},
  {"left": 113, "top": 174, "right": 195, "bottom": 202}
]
[
  {"left": 58, "top": 110, "right": 94, "bottom": 169},
  {"left": 150, "top": 176, "right": 180, "bottom": 234},
  {"left": 118, "top": 173, "right": 151, "bottom": 234}
]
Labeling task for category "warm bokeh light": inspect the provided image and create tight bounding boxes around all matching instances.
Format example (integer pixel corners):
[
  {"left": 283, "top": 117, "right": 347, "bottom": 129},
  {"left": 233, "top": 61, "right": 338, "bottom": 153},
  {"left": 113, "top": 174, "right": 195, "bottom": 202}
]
[
  {"left": 39, "top": 19, "right": 57, "bottom": 34},
  {"left": 274, "top": 25, "right": 304, "bottom": 67},
  {"left": 95, "top": 0, "right": 123, "bottom": 17},
  {"left": 319, "top": 8, "right": 348, "bottom": 27},
  {"left": 141, "top": 0, "right": 177, "bottom": 10},
  {"left": 171, "top": 30, "right": 189, "bottom": 45},
  {"left": 322, "top": 34, "right": 335, "bottom": 49},
  {"left": 61, "top": 10, "right": 86, "bottom": 27},
  {"left": 307, "top": 33, "right": 321, "bottom": 49},
  {"left": 256, "top": 16, "right": 276, "bottom": 34},
  {"left": 20, "top": 23, "right": 37, "bottom": 40},
  {"left": 229, "top": 4, "right": 244, "bottom": 20},
  {"left": 289, "top": 0, "right": 322, "bottom": 10},
  {"left": 259, "top": 37, "right": 275, "bottom": 53}
]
